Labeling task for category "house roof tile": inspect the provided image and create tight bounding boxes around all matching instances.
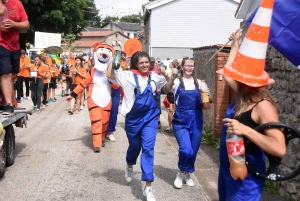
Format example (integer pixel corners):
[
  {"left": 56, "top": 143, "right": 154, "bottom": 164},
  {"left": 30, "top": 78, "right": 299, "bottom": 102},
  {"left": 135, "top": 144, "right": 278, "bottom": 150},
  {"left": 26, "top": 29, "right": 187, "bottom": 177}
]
[
  {"left": 84, "top": 27, "right": 108, "bottom": 32},
  {"left": 79, "top": 30, "right": 119, "bottom": 37},
  {"left": 73, "top": 40, "right": 104, "bottom": 48},
  {"left": 101, "top": 22, "right": 142, "bottom": 31},
  {"left": 114, "top": 22, "right": 142, "bottom": 31}
]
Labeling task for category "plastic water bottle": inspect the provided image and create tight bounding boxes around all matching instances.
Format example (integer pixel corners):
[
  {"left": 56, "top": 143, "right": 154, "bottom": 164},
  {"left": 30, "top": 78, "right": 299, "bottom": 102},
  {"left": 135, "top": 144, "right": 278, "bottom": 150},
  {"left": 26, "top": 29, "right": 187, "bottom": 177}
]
[
  {"left": 200, "top": 80, "right": 210, "bottom": 109},
  {"left": 226, "top": 133, "right": 248, "bottom": 180},
  {"left": 0, "top": 5, "right": 8, "bottom": 32}
]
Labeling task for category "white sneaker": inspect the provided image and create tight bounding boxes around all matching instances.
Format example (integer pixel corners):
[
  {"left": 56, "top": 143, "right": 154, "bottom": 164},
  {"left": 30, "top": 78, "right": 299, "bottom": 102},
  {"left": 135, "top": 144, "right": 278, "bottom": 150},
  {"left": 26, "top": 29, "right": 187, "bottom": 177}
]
[
  {"left": 80, "top": 105, "right": 83, "bottom": 110},
  {"left": 184, "top": 173, "right": 194, "bottom": 187},
  {"left": 143, "top": 187, "right": 156, "bottom": 201},
  {"left": 108, "top": 134, "right": 116, "bottom": 142},
  {"left": 20, "top": 97, "right": 24, "bottom": 101},
  {"left": 26, "top": 96, "right": 31, "bottom": 100},
  {"left": 174, "top": 172, "right": 184, "bottom": 189},
  {"left": 165, "top": 126, "right": 172, "bottom": 132},
  {"left": 125, "top": 166, "right": 133, "bottom": 182}
]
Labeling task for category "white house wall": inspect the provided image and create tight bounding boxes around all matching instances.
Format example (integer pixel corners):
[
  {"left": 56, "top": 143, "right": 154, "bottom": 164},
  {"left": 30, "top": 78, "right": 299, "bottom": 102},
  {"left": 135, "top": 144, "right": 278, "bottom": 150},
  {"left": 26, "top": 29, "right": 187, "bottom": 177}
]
[
  {"left": 150, "top": 0, "right": 242, "bottom": 48},
  {"left": 152, "top": 47, "right": 193, "bottom": 60}
]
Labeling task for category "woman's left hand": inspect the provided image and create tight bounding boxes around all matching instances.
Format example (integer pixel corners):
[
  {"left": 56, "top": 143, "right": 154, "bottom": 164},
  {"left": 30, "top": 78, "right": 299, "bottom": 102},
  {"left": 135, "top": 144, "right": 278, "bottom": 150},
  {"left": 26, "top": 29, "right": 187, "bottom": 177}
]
[
  {"left": 160, "top": 67, "right": 167, "bottom": 77},
  {"left": 223, "top": 118, "right": 249, "bottom": 135}
]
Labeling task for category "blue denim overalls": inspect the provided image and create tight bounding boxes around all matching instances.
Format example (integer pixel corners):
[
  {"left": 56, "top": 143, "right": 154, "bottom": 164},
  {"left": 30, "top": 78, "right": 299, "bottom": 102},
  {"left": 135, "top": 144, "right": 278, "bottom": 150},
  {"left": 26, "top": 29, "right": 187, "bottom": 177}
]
[
  {"left": 218, "top": 101, "right": 265, "bottom": 201},
  {"left": 172, "top": 79, "right": 203, "bottom": 173},
  {"left": 125, "top": 74, "right": 160, "bottom": 181},
  {"left": 107, "top": 87, "right": 120, "bottom": 132}
]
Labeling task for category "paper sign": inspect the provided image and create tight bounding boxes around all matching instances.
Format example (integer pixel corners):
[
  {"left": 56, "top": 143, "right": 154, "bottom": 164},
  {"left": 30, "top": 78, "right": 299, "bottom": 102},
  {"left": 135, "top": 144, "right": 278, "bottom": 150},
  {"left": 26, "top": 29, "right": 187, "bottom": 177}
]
[
  {"left": 34, "top": 32, "right": 61, "bottom": 49},
  {"left": 30, "top": 71, "right": 37, "bottom": 77}
]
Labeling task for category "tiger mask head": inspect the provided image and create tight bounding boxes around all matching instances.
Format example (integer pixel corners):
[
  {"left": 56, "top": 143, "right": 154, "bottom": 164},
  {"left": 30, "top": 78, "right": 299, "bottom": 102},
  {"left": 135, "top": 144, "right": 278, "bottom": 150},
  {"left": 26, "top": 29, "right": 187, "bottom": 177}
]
[{"left": 92, "top": 42, "right": 115, "bottom": 72}]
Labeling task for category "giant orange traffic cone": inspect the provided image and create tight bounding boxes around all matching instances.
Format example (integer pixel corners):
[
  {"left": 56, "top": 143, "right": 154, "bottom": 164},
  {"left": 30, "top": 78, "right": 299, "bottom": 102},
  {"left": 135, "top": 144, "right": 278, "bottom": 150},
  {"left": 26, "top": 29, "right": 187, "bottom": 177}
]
[{"left": 217, "top": 0, "right": 275, "bottom": 87}]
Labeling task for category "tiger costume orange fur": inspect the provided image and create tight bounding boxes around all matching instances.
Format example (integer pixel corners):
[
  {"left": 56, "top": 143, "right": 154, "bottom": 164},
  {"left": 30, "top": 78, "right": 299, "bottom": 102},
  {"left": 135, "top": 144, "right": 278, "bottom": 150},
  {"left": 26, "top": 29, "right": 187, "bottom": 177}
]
[{"left": 70, "top": 42, "right": 117, "bottom": 150}]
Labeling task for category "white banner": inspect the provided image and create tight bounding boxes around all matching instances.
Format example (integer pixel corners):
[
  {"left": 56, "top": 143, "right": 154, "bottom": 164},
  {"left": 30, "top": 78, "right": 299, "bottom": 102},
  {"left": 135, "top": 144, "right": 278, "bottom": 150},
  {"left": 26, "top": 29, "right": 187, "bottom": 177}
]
[{"left": 34, "top": 32, "right": 61, "bottom": 48}]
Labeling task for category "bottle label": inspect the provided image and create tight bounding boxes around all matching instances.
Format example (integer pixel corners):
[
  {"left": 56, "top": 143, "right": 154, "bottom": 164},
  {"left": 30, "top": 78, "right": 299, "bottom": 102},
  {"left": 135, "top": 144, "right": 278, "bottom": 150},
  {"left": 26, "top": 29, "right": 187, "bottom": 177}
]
[
  {"left": 201, "top": 92, "right": 209, "bottom": 103},
  {"left": 226, "top": 139, "right": 245, "bottom": 156}
]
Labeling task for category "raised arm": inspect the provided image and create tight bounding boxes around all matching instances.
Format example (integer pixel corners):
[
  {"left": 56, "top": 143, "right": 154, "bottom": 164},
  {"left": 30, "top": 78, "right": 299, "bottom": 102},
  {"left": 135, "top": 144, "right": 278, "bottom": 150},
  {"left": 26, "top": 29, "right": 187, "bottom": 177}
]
[
  {"left": 106, "top": 60, "right": 116, "bottom": 80},
  {"left": 162, "top": 71, "right": 176, "bottom": 94},
  {"left": 224, "top": 30, "right": 243, "bottom": 92}
]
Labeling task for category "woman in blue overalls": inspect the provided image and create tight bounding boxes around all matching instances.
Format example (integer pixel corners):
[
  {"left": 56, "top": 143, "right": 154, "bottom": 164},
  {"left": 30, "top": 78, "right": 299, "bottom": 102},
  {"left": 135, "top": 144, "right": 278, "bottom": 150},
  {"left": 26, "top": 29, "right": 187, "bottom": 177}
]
[
  {"left": 217, "top": 30, "right": 286, "bottom": 201},
  {"left": 107, "top": 51, "right": 173, "bottom": 201},
  {"left": 171, "top": 58, "right": 209, "bottom": 189}
]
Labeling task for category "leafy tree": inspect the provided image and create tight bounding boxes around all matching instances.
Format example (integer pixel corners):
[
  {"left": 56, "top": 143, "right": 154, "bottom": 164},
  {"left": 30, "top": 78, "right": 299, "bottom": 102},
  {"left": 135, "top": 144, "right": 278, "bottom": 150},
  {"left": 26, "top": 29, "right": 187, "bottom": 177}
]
[
  {"left": 100, "top": 13, "right": 144, "bottom": 26},
  {"left": 119, "top": 13, "right": 143, "bottom": 23},
  {"left": 101, "top": 16, "right": 119, "bottom": 25},
  {"left": 19, "top": 0, "right": 100, "bottom": 48},
  {"left": 61, "top": 33, "right": 77, "bottom": 52}
]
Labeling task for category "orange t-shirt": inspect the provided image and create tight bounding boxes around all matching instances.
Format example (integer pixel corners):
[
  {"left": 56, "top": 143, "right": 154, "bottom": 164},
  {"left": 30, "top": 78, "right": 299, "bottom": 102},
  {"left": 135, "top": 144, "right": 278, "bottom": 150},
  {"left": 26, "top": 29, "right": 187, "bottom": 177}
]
[
  {"left": 45, "top": 57, "right": 53, "bottom": 66},
  {"left": 50, "top": 66, "right": 60, "bottom": 78},
  {"left": 70, "top": 66, "right": 86, "bottom": 85},
  {"left": 18, "top": 56, "right": 31, "bottom": 77},
  {"left": 43, "top": 65, "right": 50, "bottom": 83},
  {"left": 30, "top": 63, "right": 49, "bottom": 80},
  {"left": 86, "top": 60, "right": 92, "bottom": 71},
  {"left": 66, "top": 59, "right": 76, "bottom": 68}
]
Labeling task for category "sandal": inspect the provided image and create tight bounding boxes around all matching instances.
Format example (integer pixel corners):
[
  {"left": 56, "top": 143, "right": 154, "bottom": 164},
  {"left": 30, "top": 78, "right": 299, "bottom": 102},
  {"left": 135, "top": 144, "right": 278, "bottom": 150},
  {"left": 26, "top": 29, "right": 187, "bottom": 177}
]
[
  {"left": 68, "top": 109, "right": 73, "bottom": 114},
  {"left": 75, "top": 109, "right": 79, "bottom": 114}
]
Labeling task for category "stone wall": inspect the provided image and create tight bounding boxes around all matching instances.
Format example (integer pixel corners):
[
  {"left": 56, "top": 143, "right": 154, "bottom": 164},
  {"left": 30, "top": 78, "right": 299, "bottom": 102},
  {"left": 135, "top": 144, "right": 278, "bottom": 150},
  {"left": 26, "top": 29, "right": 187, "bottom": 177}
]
[
  {"left": 266, "top": 46, "right": 300, "bottom": 201},
  {"left": 193, "top": 45, "right": 231, "bottom": 135},
  {"left": 193, "top": 47, "right": 217, "bottom": 129}
]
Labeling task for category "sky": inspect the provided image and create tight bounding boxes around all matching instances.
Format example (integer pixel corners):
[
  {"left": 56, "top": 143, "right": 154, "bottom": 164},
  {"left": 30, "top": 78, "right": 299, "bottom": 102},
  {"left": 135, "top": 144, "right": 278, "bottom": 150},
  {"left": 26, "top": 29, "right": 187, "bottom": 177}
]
[{"left": 94, "top": 0, "right": 149, "bottom": 17}]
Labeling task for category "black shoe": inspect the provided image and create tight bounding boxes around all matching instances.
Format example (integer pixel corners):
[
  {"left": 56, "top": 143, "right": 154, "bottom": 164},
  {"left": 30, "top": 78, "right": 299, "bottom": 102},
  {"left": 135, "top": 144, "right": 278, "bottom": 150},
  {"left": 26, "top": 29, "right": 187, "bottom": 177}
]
[
  {"left": 102, "top": 141, "right": 105, "bottom": 147},
  {"left": 17, "top": 100, "right": 21, "bottom": 103},
  {"left": 2, "top": 104, "right": 14, "bottom": 115},
  {"left": 94, "top": 147, "right": 100, "bottom": 153}
]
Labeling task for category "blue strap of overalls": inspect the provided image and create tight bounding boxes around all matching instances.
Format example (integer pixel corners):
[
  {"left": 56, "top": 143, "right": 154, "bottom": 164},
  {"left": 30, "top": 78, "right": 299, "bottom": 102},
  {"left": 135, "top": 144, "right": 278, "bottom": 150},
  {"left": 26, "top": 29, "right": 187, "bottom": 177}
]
[{"left": 133, "top": 74, "right": 151, "bottom": 93}]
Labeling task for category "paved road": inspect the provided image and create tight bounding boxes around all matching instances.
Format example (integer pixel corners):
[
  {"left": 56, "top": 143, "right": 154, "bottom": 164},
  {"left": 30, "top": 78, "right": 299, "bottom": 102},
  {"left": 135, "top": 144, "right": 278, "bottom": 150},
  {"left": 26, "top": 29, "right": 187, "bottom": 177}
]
[{"left": 0, "top": 89, "right": 208, "bottom": 201}]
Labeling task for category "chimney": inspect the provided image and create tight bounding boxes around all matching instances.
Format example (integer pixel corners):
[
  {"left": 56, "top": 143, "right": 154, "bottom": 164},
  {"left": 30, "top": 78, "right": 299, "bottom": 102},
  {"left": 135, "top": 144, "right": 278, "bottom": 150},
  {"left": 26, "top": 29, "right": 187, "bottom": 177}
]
[{"left": 140, "top": 19, "right": 144, "bottom": 28}]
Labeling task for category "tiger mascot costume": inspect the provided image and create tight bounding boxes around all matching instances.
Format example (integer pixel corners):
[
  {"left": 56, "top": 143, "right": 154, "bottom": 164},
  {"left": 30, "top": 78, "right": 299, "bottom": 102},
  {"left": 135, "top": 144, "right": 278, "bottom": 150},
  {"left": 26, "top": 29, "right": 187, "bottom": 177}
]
[{"left": 69, "top": 42, "right": 117, "bottom": 153}]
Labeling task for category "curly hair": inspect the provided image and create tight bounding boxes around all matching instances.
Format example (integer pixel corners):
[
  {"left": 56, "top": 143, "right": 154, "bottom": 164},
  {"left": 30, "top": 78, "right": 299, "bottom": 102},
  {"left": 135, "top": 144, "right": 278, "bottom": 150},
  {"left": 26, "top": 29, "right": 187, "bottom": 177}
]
[{"left": 130, "top": 51, "right": 150, "bottom": 70}]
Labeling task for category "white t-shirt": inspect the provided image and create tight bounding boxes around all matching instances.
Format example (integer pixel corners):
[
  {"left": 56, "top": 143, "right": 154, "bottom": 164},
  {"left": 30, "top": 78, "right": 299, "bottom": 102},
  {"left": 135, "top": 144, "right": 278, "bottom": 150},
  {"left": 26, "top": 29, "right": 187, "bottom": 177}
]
[
  {"left": 114, "top": 70, "right": 167, "bottom": 116},
  {"left": 172, "top": 77, "right": 202, "bottom": 105}
]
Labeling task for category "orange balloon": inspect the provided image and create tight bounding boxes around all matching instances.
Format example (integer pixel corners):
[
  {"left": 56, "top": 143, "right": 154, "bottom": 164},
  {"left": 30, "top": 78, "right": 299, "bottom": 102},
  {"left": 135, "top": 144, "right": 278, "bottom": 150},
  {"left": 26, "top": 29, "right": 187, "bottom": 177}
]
[{"left": 124, "top": 38, "right": 142, "bottom": 57}]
